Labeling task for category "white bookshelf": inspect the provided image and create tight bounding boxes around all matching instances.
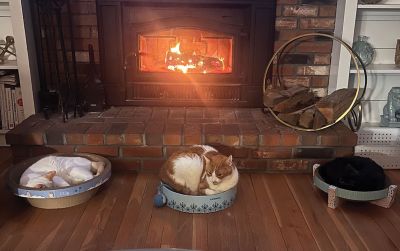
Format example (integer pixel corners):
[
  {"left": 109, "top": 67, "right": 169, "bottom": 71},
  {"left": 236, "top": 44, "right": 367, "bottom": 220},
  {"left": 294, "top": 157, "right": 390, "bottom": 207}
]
[
  {"left": 350, "top": 64, "right": 400, "bottom": 74},
  {"left": 330, "top": 0, "right": 400, "bottom": 124},
  {"left": 358, "top": 4, "right": 400, "bottom": 9},
  {"left": 0, "top": 0, "right": 40, "bottom": 145},
  {"left": 0, "top": 60, "right": 18, "bottom": 70}
]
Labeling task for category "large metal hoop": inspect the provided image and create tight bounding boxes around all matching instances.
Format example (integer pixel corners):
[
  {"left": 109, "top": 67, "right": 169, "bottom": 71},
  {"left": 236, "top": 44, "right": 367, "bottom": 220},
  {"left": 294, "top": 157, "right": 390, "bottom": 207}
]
[{"left": 263, "top": 33, "right": 362, "bottom": 132}]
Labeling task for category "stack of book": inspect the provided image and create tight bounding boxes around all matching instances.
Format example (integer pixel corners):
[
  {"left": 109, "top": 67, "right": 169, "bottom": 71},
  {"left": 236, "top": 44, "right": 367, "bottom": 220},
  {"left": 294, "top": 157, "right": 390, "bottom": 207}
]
[{"left": 0, "top": 70, "right": 24, "bottom": 130}]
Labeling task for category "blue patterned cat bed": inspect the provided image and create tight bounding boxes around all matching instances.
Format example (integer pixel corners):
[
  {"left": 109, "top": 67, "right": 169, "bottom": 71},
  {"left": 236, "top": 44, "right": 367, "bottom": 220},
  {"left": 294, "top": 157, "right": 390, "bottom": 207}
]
[
  {"left": 8, "top": 153, "right": 111, "bottom": 209},
  {"left": 156, "top": 183, "right": 237, "bottom": 213}
]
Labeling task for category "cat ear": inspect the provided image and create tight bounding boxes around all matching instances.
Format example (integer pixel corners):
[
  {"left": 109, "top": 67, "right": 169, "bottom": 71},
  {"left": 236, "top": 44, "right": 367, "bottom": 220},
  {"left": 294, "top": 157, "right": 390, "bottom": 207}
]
[
  {"left": 226, "top": 155, "right": 233, "bottom": 165},
  {"left": 203, "top": 155, "right": 210, "bottom": 165}
]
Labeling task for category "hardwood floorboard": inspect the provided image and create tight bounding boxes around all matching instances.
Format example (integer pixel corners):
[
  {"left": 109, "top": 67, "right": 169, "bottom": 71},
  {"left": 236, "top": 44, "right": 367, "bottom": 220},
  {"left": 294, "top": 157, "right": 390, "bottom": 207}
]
[
  {"left": 306, "top": 176, "right": 367, "bottom": 251},
  {"left": 113, "top": 172, "right": 148, "bottom": 249},
  {"left": 160, "top": 205, "right": 179, "bottom": 249},
  {"left": 145, "top": 203, "right": 166, "bottom": 248},
  {"left": 263, "top": 174, "right": 319, "bottom": 251},
  {"left": 192, "top": 214, "right": 208, "bottom": 251},
  {"left": 251, "top": 174, "right": 287, "bottom": 250},
  {"left": 239, "top": 174, "right": 274, "bottom": 251},
  {"left": 231, "top": 176, "right": 255, "bottom": 251},
  {"left": 126, "top": 174, "right": 158, "bottom": 248},
  {"left": 93, "top": 173, "right": 137, "bottom": 251},
  {"left": 207, "top": 210, "right": 222, "bottom": 251},
  {"left": 0, "top": 163, "right": 399, "bottom": 251},
  {"left": 175, "top": 208, "right": 193, "bottom": 249},
  {"left": 218, "top": 207, "right": 239, "bottom": 251},
  {"left": 286, "top": 174, "right": 348, "bottom": 251},
  {"left": 63, "top": 173, "right": 126, "bottom": 251}
]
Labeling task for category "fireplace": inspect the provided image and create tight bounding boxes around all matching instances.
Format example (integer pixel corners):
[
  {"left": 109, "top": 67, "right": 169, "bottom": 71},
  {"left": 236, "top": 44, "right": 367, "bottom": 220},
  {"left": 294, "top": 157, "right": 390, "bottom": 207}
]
[{"left": 98, "top": 0, "right": 276, "bottom": 106}]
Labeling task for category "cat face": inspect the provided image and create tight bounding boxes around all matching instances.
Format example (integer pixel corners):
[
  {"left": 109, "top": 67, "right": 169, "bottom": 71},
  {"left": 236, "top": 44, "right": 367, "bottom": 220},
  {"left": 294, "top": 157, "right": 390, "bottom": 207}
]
[{"left": 203, "top": 155, "right": 234, "bottom": 185}]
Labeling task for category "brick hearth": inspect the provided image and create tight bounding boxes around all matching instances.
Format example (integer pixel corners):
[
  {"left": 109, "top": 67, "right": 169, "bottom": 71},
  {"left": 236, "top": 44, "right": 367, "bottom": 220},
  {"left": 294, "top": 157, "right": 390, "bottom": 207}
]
[{"left": 6, "top": 107, "right": 357, "bottom": 172}]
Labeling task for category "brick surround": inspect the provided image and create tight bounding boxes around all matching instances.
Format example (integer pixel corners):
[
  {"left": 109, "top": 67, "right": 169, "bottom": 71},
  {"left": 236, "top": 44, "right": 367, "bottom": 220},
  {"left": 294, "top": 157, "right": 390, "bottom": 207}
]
[
  {"left": 69, "top": 0, "right": 338, "bottom": 93},
  {"left": 6, "top": 107, "right": 356, "bottom": 172}
]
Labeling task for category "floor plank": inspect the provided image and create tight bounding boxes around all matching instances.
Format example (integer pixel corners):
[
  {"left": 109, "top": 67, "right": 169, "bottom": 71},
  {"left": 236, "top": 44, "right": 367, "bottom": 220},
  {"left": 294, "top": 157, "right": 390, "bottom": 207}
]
[
  {"left": 286, "top": 174, "right": 349, "bottom": 251},
  {"left": 0, "top": 166, "right": 399, "bottom": 251},
  {"left": 263, "top": 174, "right": 319, "bottom": 251},
  {"left": 251, "top": 174, "right": 287, "bottom": 250}
]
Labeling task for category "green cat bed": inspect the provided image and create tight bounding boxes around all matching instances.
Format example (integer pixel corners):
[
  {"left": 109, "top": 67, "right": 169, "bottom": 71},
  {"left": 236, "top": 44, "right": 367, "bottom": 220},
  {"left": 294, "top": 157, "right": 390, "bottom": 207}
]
[
  {"left": 8, "top": 153, "right": 111, "bottom": 209},
  {"left": 312, "top": 164, "right": 397, "bottom": 209},
  {"left": 155, "top": 182, "right": 237, "bottom": 214}
]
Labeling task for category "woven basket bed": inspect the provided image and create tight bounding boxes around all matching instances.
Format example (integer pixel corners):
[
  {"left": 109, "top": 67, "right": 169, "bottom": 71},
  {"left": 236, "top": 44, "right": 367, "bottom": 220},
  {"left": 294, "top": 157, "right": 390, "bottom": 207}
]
[{"left": 8, "top": 153, "right": 111, "bottom": 209}]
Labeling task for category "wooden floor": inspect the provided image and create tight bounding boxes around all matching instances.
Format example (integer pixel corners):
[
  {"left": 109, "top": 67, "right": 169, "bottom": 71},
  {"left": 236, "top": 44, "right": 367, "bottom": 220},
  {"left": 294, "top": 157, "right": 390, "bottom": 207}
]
[{"left": 1, "top": 153, "right": 400, "bottom": 251}]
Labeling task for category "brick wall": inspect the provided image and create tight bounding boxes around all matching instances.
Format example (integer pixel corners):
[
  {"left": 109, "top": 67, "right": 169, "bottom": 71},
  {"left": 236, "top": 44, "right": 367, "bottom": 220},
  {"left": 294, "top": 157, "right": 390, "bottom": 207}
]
[{"left": 69, "top": 0, "right": 337, "bottom": 92}]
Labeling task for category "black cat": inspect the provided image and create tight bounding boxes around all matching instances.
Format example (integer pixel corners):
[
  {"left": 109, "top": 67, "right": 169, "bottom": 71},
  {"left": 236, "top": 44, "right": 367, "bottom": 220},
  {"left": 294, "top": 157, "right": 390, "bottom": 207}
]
[{"left": 319, "top": 156, "right": 386, "bottom": 191}]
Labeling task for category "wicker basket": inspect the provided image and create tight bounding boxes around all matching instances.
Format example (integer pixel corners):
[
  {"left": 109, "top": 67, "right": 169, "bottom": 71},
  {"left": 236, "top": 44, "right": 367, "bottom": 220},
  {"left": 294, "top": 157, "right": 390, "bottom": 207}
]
[{"left": 8, "top": 153, "right": 112, "bottom": 209}]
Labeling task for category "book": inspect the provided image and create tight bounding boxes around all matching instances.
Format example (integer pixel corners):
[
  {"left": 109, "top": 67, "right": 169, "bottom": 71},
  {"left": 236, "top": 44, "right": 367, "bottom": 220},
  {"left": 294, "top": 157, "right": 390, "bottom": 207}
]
[
  {"left": 15, "top": 87, "right": 24, "bottom": 125},
  {"left": 0, "top": 84, "right": 6, "bottom": 129},
  {"left": 5, "top": 87, "right": 14, "bottom": 129}
]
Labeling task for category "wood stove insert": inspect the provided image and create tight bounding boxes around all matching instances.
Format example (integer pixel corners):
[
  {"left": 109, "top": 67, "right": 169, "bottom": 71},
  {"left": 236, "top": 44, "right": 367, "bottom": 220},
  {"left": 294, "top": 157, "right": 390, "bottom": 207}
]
[{"left": 98, "top": 0, "right": 276, "bottom": 107}]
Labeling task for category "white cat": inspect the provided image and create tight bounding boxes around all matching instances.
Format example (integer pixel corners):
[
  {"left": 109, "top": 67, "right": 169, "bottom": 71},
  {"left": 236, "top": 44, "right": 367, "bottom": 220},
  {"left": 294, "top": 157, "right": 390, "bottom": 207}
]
[
  {"left": 159, "top": 145, "right": 239, "bottom": 195},
  {"left": 20, "top": 156, "right": 104, "bottom": 188}
]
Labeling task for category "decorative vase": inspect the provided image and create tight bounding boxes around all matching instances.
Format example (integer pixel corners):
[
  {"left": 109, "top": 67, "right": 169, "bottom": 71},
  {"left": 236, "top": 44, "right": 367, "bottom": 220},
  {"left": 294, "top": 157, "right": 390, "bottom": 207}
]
[
  {"left": 359, "top": 0, "right": 382, "bottom": 4},
  {"left": 352, "top": 35, "right": 375, "bottom": 66}
]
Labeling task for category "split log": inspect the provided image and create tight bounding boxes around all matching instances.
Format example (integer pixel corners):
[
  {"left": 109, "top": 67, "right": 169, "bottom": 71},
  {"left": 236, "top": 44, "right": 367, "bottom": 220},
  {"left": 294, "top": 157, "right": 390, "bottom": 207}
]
[
  {"left": 273, "top": 91, "right": 315, "bottom": 113},
  {"left": 263, "top": 85, "right": 309, "bottom": 108},
  {"left": 277, "top": 113, "right": 300, "bottom": 125},
  {"left": 313, "top": 109, "right": 327, "bottom": 129},
  {"left": 315, "top": 88, "right": 357, "bottom": 123},
  {"left": 279, "top": 85, "right": 308, "bottom": 97},
  {"left": 299, "top": 108, "right": 315, "bottom": 129},
  {"left": 263, "top": 89, "right": 286, "bottom": 107}
]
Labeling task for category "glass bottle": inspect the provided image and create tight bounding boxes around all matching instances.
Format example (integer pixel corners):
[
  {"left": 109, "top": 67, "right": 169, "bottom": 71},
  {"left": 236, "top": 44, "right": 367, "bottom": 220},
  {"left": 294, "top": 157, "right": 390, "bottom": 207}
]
[{"left": 352, "top": 35, "right": 375, "bottom": 66}]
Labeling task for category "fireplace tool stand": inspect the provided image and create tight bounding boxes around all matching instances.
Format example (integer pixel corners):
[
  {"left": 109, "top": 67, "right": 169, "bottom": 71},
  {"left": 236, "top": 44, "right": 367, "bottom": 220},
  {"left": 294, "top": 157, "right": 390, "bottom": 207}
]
[{"left": 34, "top": 0, "right": 83, "bottom": 121}]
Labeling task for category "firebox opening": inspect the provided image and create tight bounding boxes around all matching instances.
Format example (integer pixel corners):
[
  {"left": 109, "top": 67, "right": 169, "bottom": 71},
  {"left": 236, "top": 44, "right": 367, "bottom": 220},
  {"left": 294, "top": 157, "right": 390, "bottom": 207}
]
[{"left": 138, "top": 28, "right": 233, "bottom": 74}]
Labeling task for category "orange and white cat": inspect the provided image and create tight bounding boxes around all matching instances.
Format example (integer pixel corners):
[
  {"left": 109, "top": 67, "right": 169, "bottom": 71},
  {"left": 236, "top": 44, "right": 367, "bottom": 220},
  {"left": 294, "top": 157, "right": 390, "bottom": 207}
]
[{"left": 160, "top": 145, "right": 239, "bottom": 195}]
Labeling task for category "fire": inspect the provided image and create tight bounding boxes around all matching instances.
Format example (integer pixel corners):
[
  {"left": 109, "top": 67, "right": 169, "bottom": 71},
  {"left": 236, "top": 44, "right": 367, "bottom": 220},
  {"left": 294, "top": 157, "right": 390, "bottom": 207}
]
[
  {"left": 170, "top": 42, "right": 181, "bottom": 54},
  {"left": 165, "top": 42, "right": 224, "bottom": 74}
]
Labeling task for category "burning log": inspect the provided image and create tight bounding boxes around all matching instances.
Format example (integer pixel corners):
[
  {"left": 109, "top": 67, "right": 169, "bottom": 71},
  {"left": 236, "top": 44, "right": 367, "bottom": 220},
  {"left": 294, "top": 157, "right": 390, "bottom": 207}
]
[{"left": 165, "top": 42, "right": 224, "bottom": 73}]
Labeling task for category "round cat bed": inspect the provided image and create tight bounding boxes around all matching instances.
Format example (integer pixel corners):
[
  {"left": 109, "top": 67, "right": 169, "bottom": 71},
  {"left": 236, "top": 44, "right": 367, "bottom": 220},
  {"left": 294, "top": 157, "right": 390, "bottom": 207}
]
[
  {"left": 312, "top": 164, "right": 397, "bottom": 209},
  {"left": 157, "top": 183, "right": 237, "bottom": 213},
  {"left": 8, "top": 153, "right": 112, "bottom": 209}
]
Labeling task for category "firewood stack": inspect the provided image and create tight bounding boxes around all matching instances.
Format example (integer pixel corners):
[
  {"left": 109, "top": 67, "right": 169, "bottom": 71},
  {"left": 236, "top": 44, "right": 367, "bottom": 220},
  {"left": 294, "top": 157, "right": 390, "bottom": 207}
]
[{"left": 264, "top": 85, "right": 357, "bottom": 129}]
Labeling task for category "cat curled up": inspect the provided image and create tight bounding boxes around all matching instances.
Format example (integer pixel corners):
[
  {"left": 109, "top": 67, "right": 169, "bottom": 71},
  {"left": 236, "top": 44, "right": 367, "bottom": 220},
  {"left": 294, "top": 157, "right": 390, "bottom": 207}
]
[
  {"left": 159, "top": 145, "right": 239, "bottom": 195},
  {"left": 20, "top": 156, "right": 105, "bottom": 188}
]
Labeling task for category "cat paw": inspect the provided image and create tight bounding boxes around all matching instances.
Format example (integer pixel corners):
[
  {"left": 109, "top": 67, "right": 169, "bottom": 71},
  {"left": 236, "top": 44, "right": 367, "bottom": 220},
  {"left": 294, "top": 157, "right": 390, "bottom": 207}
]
[
  {"left": 204, "top": 188, "right": 217, "bottom": 195},
  {"left": 91, "top": 162, "right": 105, "bottom": 175}
]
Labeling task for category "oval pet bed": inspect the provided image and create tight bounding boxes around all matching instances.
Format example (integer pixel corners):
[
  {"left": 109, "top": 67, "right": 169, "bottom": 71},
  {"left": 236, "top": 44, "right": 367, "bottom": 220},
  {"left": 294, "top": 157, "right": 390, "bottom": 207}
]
[
  {"left": 312, "top": 164, "right": 397, "bottom": 209},
  {"left": 8, "top": 153, "right": 111, "bottom": 209},
  {"left": 155, "top": 183, "right": 237, "bottom": 213}
]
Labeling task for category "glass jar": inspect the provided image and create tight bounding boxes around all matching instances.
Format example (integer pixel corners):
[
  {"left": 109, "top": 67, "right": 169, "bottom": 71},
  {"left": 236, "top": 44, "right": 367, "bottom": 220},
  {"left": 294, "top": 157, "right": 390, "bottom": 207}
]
[{"left": 352, "top": 35, "right": 375, "bottom": 66}]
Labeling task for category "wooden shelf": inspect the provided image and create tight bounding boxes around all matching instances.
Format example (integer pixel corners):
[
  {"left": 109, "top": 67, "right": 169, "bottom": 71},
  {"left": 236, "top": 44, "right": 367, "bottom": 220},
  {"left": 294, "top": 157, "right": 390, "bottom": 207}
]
[
  {"left": 350, "top": 64, "right": 400, "bottom": 74},
  {"left": 358, "top": 4, "right": 400, "bottom": 9},
  {"left": 0, "top": 60, "right": 17, "bottom": 70}
]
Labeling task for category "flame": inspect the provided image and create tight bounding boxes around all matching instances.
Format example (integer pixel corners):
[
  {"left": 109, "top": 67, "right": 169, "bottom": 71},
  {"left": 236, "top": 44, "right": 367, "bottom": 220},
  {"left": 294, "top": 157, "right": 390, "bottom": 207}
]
[
  {"left": 165, "top": 41, "right": 223, "bottom": 74},
  {"left": 170, "top": 42, "right": 181, "bottom": 54}
]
